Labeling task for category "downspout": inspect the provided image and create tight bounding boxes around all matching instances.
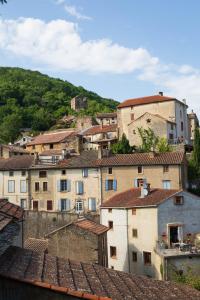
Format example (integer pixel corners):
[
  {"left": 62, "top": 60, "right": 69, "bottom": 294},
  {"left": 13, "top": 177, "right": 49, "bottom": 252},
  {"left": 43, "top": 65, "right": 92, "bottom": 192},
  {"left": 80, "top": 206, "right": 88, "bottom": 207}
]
[{"left": 126, "top": 208, "right": 131, "bottom": 273}]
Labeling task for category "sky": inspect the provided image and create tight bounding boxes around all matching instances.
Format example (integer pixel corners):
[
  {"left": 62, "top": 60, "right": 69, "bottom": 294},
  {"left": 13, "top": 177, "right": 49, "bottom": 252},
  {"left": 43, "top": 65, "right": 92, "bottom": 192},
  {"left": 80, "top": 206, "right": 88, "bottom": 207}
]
[{"left": 1, "top": 0, "right": 200, "bottom": 114}]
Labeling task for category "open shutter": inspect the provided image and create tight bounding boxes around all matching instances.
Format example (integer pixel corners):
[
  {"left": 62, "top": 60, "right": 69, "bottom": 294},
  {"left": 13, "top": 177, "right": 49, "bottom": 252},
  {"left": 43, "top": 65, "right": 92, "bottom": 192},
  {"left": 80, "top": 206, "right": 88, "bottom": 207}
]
[
  {"left": 113, "top": 179, "right": 117, "bottom": 191},
  {"left": 105, "top": 180, "right": 108, "bottom": 191},
  {"left": 67, "top": 180, "right": 71, "bottom": 192},
  {"left": 92, "top": 198, "right": 96, "bottom": 211},
  {"left": 134, "top": 179, "right": 138, "bottom": 188},
  {"left": 66, "top": 199, "right": 71, "bottom": 211},
  {"left": 88, "top": 198, "right": 92, "bottom": 211},
  {"left": 58, "top": 199, "right": 61, "bottom": 211},
  {"left": 57, "top": 180, "right": 61, "bottom": 192},
  {"left": 79, "top": 181, "right": 84, "bottom": 194}
]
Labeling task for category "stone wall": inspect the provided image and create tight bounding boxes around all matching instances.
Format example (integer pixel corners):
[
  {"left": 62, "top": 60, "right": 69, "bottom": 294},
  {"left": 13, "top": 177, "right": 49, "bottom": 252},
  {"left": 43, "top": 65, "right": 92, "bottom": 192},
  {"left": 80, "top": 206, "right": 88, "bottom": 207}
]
[{"left": 0, "top": 222, "right": 22, "bottom": 256}]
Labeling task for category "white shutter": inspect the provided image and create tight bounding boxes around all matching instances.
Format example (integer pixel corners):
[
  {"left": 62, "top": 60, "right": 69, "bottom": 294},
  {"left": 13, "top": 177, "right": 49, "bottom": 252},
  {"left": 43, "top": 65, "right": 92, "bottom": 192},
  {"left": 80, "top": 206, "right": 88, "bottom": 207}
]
[
  {"left": 66, "top": 199, "right": 71, "bottom": 211},
  {"left": 8, "top": 180, "right": 15, "bottom": 193},
  {"left": 20, "top": 180, "right": 27, "bottom": 193}
]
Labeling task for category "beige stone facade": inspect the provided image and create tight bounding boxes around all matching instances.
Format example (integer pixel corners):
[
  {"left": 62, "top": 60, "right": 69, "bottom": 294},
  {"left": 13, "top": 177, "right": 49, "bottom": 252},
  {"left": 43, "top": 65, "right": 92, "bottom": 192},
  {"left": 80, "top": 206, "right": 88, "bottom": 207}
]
[{"left": 188, "top": 111, "right": 199, "bottom": 142}]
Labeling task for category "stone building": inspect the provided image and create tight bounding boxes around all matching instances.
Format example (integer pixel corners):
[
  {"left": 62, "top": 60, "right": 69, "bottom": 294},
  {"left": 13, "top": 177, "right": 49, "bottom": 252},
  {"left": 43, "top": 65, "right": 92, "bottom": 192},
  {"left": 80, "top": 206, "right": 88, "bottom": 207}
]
[
  {"left": 96, "top": 112, "right": 117, "bottom": 126},
  {"left": 101, "top": 187, "right": 200, "bottom": 280},
  {"left": 117, "top": 92, "right": 189, "bottom": 146},
  {"left": 70, "top": 95, "right": 88, "bottom": 112},
  {"left": 188, "top": 110, "right": 199, "bottom": 143},
  {"left": 0, "top": 144, "right": 29, "bottom": 158},
  {"left": 46, "top": 218, "right": 108, "bottom": 266}
]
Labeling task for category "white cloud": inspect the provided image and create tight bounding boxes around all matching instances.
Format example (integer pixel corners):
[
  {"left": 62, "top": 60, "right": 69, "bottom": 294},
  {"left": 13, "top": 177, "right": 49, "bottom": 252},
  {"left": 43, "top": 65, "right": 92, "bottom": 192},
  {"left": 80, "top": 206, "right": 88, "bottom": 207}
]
[
  {"left": 0, "top": 17, "right": 200, "bottom": 112},
  {"left": 64, "top": 4, "right": 92, "bottom": 20},
  {"left": 55, "top": 0, "right": 65, "bottom": 4}
]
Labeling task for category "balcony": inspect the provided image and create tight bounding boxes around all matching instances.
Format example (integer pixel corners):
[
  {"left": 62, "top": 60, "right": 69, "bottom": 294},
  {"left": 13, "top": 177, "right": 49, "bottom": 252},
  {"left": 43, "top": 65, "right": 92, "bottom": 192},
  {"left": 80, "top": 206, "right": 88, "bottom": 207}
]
[{"left": 154, "top": 240, "right": 200, "bottom": 257}]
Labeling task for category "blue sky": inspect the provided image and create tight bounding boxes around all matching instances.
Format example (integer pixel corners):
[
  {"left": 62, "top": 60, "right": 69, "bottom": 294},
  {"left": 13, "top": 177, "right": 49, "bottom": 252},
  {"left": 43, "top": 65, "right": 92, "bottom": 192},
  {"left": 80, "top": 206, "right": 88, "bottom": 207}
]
[{"left": 1, "top": 0, "right": 200, "bottom": 113}]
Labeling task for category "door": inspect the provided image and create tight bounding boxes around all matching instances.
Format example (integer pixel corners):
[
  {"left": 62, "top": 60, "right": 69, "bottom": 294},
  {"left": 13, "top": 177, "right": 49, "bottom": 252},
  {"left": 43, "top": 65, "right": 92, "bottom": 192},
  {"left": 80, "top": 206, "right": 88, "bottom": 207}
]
[
  {"left": 33, "top": 200, "right": 38, "bottom": 211},
  {"left": 170, "top": 226, "right": 178, "bottom": 244}
]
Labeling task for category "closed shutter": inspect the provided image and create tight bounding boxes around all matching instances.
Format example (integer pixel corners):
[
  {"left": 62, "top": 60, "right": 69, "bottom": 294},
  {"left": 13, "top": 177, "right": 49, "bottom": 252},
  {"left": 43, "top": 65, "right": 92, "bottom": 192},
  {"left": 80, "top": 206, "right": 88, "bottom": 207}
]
[
  {"left": 88, "top": 198, "right": 96, "bottom": 211},
  {"left": 57, "top": 180, "right": 61, "bottom": 192},
  {"left": 134, "top": 179, "right": 138, "bottom": 188},
  {"left": 66, "top": 199, "right": 71, "bottom": 211},
  {"left": 78, "top": 181, "right": 84, "bottom": 195},
  {"left": 105, "top": 180, "right": 109, "bottom": 191},
  {"left": 20, "top": 180, "right": 27, "bottom": 193},
  {"left": 8, "top": 180, "right": 15, "bottom": 193},
  {"left": 113, "top": 179, "right": 117, "bottom": 191},
  {"left": 67, "top": 180, "right": 71, "bottom": 192},
  {"left": 58, "top": 199, "right": 61, "bottom": 211}
]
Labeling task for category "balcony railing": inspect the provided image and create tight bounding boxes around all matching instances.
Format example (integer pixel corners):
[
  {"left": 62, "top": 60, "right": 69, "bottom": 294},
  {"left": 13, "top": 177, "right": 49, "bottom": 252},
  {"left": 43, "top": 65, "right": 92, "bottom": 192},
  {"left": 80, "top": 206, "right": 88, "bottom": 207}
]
[{"left": 154, "top": 240, "right": 200, "bottom": 257}]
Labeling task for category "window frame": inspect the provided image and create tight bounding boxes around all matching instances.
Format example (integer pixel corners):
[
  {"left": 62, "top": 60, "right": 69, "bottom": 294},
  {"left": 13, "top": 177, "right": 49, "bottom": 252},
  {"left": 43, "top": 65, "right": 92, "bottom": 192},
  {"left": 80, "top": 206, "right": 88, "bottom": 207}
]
[
  {"left": 75, "top": 199, "right": 84, "bottom": 213},
  {"left": 8, "top": 180, "right": 15, "bottom": 193},
  {"left": 39, "top": 170, "right": 47, "bottom": 178},
  {"left": 163, "top": 165, "right": 169, "bottom": 173},
  {"left": 143, "top": 251, "right": 151, "bottom": 265},
  {"left": 108, "top": 167, "right": 113, "bottom": 175},
  {"left": 35, "top": 182, "right": 40, "bottom": 192},
  {"left": 137, "top": 166, "right": 143, "bottom": 174},
  {"left": 47, "top": 200, "right": 53, "bottom": 211},
  {"left": 174, "top": 196, "right": 184, "bottom": 205},
  {"left": 43, "top": 182, "right": 48, "bottom": 192},
  {"left": 110, "top": 246, "right": 117, "bottom": 259},
  {"left": 20, "top": 180, "right": 27, "bottom": 193},
  {"left": 132, "top": 228, "right": 138, "bottom": 238}
]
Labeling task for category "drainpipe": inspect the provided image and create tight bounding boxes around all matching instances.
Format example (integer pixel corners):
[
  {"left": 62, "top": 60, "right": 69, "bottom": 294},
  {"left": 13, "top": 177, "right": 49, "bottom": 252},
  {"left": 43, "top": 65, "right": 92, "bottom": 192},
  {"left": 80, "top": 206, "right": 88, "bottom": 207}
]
[{"left": 126, "top": 208, "right": 131, "bottom": 273}]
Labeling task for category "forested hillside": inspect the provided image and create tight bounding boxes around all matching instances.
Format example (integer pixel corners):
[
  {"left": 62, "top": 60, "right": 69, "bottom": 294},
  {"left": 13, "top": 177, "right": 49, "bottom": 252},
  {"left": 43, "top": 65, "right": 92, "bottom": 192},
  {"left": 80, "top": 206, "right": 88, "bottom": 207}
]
[{"left": 0, "top": 67, "right": 118, "bottom": 143}]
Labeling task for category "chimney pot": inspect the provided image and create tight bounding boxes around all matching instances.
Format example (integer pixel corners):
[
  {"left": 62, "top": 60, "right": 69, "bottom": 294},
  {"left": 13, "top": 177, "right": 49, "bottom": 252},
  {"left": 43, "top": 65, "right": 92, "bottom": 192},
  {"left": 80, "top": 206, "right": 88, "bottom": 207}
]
[{"left": 158, "top": 91, "right": 163, "bottom": 96}]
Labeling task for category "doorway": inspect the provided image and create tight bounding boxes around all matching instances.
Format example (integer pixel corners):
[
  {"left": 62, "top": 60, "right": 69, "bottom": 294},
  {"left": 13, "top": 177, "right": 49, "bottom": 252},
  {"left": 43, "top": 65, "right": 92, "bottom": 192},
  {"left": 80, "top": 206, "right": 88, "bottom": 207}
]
[{"left": 169, "top": 226, "right": 179, "bottom": 245}]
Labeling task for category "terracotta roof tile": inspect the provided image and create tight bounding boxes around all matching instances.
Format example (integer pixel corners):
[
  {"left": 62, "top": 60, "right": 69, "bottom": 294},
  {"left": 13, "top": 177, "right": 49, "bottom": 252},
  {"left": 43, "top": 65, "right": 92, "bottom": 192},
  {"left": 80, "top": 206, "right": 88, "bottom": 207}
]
[
  {"left": 0, "top": 215, "right": 12, "bottom": 231},
  {"left": 27, "top": 130, "right": 76, "bottom": 146},
  {"left": 0, "top": 199, "right": 24, "bottom": 220},
  {"left": 96, "top": 112, "right": 117, "bottom": 119},
  {"left": 0, "top": 156, "right": 34, "bottom": 170},
  {"left": 95, "top": 151, "right": 185, "bottom": 167},
  {"left": 24, "top": 238, "right": 48, "bottom": 253},
  {"left": 81, "top": 125, "right": 117, "bottom": 136},
  {"left": 0, "top": 246, "right": 199, "bottom": 300},
  {"left": 58, "top": 150, "right": 98, "bottom": 168},
  {"left": 101, "top": 188, "right": 181, "bottom": 208},
  {"left": 73, "top": 219, "right": 109, "bottom": 235},
  {"left": 118, "top": 94, "right": 182, "bottom": 109}
]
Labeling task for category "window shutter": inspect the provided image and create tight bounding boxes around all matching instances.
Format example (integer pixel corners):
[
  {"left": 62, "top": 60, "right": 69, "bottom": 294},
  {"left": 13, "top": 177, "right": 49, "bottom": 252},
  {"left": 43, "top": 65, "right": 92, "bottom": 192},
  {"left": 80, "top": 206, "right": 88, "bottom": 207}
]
[
  {"left": 143, "top": 178, "right": 147, "bottom": 188},
  {"left": 66, "top": 199, "right": 71, "bottom": 211},
  {"left": 58, "top": 199, "right": 61, "bottom": 211},
  {"left": 105, "top": 180, "right": 109, "bottom": 191},
  {"left": 57, "top": 180, "right": 61, "bottom": 192},
  {"left": 134, "top": 179, "right": 138, "bottom": 188},
  {"left": 67, "top": 180, "right": 71, "bottom": 192},
  {"left": 88, "top": 198, "right": 92, "bottom": 211},
  {"left": 91, "top": 198, "right": 96, "bottom": 211},
  {"left": 79, "top": 181, "right": 84, "bottom": 194},
  {"left": 20, "top": 180, "right": 27, "bottom": 193},
  {"left": 113, "top": 179, "right": 117, "bottom": 191}
]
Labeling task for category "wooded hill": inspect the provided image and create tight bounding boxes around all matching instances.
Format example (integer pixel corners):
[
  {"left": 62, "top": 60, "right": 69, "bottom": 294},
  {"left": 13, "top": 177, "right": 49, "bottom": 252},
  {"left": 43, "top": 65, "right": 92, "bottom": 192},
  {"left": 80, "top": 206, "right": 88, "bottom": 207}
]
[{"left": 0, "top": 67, "right": 118, "bottom": 143}]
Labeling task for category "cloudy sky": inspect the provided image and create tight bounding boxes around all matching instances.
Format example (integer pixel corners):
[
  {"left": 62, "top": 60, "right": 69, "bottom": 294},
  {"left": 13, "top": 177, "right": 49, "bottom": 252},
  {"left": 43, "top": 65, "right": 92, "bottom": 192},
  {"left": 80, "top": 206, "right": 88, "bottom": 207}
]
[{"left": 1, "top": 0, "right": 200, "bottom": 113}]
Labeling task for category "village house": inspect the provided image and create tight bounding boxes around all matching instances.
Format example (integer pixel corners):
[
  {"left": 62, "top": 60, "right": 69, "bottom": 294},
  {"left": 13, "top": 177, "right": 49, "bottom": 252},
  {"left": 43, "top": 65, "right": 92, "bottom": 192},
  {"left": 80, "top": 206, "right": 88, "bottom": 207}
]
[
  {"left": 45, "top": 218, "right": 108, "bottom": 266},
  {"left": 96, "top": 151, "right": 188, "bottom": 202},
  {"left": 117, "top": 92, "right": 189, "bottom": 147},
  {"left": 0, "top": 245, "right": 199, "bottom": 300},
  {"left": 14, "top": 135, "right": 33, "bottom": 148},
  {"left": 101, "top": 187, "right": 200, "bottom": 280},
  {"left": 0, "top": 144, "right": 29, "bottom": 158},
  {"left": 79, "top": 124, "right": 118, "bottom": 151},
  {"left": 188, "top": 110, "right": 199, "bottom": 143},
  {"left": 71, "top": 95, "right": 88, "bottom": 112},
  {"left": 96, "top": 112, "right": 117, "bottom": 126}
]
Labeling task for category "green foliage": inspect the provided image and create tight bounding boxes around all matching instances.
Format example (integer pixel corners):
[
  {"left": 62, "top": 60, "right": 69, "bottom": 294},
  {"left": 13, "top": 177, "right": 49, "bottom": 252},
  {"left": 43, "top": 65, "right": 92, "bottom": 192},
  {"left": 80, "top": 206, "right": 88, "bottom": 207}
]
[
  {"left": 156, "top": 137, "right": 172, "bottom": 153},
  {"left": 188, "top": 128, "right": 200, "bottom": 180},
  {"left": 170, "top": 265, "right": 200, "bottom": 291},
  {"left": 0, "top": 67, "right": 118, "bottom": 143},
  {"left": 111, "top": 134, "right": 134, "bottom": 154}
]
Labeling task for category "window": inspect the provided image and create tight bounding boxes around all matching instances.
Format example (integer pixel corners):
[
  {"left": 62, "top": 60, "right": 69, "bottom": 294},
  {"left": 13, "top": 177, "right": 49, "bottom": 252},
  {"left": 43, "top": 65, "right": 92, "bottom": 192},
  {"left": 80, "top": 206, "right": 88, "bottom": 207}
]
[
  {"left": 111, "top": 266, "right": 114, "bottom": 269},
  {"left": 132, "top": 252, "right": 137, "bottom": 262},
  {"left": 33, "top": 200, "right": 38, "bottom": 211},
  {"left": 20, "top": 199, "right": 27, "bottom": 209},
  {"left": 138, "top": 166, "right": 143, "bottom": 174},
  {"left": 39, "top": 171, "right": 47, "bottom": 178},
  {"left": 169, "top": 133, "right": 174, "bottom": 140},
  {"left": 8, "top": 180, "right": 15, "bottom": 193},
  {"left": 108, "top": 221, "right": 113, "bottom": 230},
  {"left": 105, "top": 179, "right": 117, "bottom": 191},
  {"left": 76, "top": 181, "right": 84, "bottom": 195},
  {"left": 108, "top": 208, "right": 112, "bottom": 213},
  {"left": 20, "top": 180, "right": 27, "bottom": 193},
  {"left": 35, "top": 182, "right": 39, "bottom": 192},
  {"left": 180, "top": 110, "right": 182, "bottom": 118},
  {"left": 82, "top": 168, "right": 88, "bottom": 178},
  {"left": 133, "top": 130, "right": 136, "bottom": 134},
  {"left": 110, "top": 246, "right": 117, "bottom": 258},
  {"left": 132, "top": 229, "right": 138, "bottom": 238},
  {"left": 43, "top": 182, "right": 48, "bottom": 192},
  {"left": 21, "top": 171, "right": 26, "bottom": 176},
  {"left": 143, "top": 252, "right": 151, "bottom": 265},
  {"left": 135, "top": 178, "right": 144, "bottom": 188},
  {"left": 181, "top": 121, "right": 184, "bottom": 131},
  {"left": 9, "top": 171, "right": 14, "bottom": 177},
  {"left": 76, "top": 199, "right": 84, "bottom": 213},
  {"left": 50, "top": 144, "right": 54, "bottom": 149},
  {"left": 60, "top": 199, "right": 71, "bottom": 211},
  {"left": 130, "top": 113, "right": 134, "bottom": 121},
  {"left": 47, "top": 200, "right": 53, "bottom": 211},
  {"left": 132, "top": 208, "right": 136, "bottom": 215},
  {"left": 61, "top": 170, "right": 66, "bottom": 175},
  {"left": 88, "top": 198, "right": 96, "bottom": 212},
  {"left": 174, "top": 196, "right": 184, "bottom": 205},
  {"left": 146, "top": 118, "right": 151, "bottom": 123},
  {"left": 108, "top": 167, "right": 112, "bottom": 175},
  {"left": 163, "top": 180, "right": 171, "bottom": 189},
  {"left": 163, "top": 165, "right": 169, "bottom": 173},
  {"left": 60, "top": 180, "right": 67, "bottom": 192}
]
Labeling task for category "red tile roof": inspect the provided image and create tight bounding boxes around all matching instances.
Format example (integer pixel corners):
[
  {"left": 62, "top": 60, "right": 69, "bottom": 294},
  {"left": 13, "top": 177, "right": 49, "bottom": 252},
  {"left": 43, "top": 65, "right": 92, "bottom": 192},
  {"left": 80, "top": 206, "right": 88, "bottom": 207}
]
[
  {"left": 27, "top": 130, "right": 76, "bottom": 146},
  {"left": 0, "top": 246, "right": 199, "bottom": 300},
  {"left": 0, "top": 199, "right": 24, "bottom": 220},
  {"left": 101, "top": 188, "right": 181, "bottom": 208},
  {"left": 0, "top": 156, "right": 34, "bottom": 170},
  {"left": 129, "top": 112, "right": 176, "bottom": 125},
  {"left": 96, "top": 151, "right": 185, "bottom": 167},
  {"left": 96, "top": 112, "right": 117, "bottom": 119},
  {"left": 118, "top": 94, "right": 187, "bottom": 109},
  {"left": 73, "top": 218, "right": 109, "bottom": 235},
  {"left": 0, "top": 215, "right": 12, "bottom": 231},
  {"left": 81, "top": 124, "right": 117, "bottom": 136},
  {"left": 24, "top": 238, "right": 48, "bottom": 253}
]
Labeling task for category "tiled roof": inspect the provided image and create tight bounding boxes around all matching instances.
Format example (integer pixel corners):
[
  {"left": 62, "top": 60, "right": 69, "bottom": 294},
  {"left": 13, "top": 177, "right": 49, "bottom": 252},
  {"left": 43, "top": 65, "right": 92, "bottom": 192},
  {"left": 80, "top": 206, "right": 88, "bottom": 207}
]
[
  {"left": 95, "top": 151, "right": 185, "bottom": 167},
  {"left": 0, "top": 199, "right": 24, "bottom": 220},
  {"left": 0, "top": 246, "right": 200, "bottom": 300},
  {"left": 0, "top": 215, "right": 12, "bottom": 232},
  {"left": 1, "top": 144, "right": 29, "bottom": 154},
  {"left": 96, "top": 112, "right": 117, "bottom": 119},
  {"left": 58, "top": 150, "right": 98, "bottom": 168},
  {"left": 27, "top": 130, "right": 76, "bottom": 146},
  {"left": 39, "top": 149, "right": 63, "bottom": 156},
  {"left": 73, "top": 218, "right": 109, "bottom": 235},
  {"left": 0, "top": 156, "right": 34, "bottom": 170},
  {"left": 24, "top": 238, "right": 48, "bottom": 253},
  {"left": 101, "top": 188, "right": 180, "bottom": 208},
  {"left": 128, "top": 112, "right": 176, "bottom": 125},
  {"left": 118, "top": 94, "right": 187, "bottom": 109},
  {"left": 80, "top": 124, "right": 117, "bottom": 136}
]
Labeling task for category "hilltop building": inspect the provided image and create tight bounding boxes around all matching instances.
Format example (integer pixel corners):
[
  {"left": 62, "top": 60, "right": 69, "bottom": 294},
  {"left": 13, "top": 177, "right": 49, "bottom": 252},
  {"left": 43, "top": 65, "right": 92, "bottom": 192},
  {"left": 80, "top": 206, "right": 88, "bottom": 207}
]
[
  {"left": 96, "top": 112, "right": 117, "bottom": 126},
  {"left": 188, "top": 110, "right": 199, "bottom": 142},
  {"left": 71, "top": 95, "right": 88, "bottom": 112}
]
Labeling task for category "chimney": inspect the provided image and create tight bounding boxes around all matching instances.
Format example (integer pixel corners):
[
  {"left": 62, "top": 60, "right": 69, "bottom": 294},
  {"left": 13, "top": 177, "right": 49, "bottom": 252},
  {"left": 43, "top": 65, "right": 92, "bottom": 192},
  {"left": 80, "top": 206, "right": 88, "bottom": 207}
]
[
  {"left": 158, "top": 91, "right": 163, "bottom": 96},
  {"left": 98, "top": 146, "right": 102, "bottom": 159}
]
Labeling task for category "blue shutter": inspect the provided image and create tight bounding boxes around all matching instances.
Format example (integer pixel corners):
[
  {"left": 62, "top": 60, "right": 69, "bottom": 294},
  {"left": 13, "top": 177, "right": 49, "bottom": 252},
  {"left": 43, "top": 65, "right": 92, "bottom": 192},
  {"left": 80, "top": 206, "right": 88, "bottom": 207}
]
[
  {"left": 113, "top": 179, "right": 117, "bottom": 191},
  {"left": 105, "top": 180, "right": 109, "bottom": 191},
  {"left": 67, "top": 180, "right": 71, "bottom": 192},
  {"left": 92, "top": 198, "right": 96, "bottom": 211},
  {"left": 79, "top": 181, "right": 84, "bottom": 194},
  {"left": 57, "top": 180, "right": 61, "bottom": 192},
  {"left": 134, "top": 179, "right": 138, "bottom": 188}
]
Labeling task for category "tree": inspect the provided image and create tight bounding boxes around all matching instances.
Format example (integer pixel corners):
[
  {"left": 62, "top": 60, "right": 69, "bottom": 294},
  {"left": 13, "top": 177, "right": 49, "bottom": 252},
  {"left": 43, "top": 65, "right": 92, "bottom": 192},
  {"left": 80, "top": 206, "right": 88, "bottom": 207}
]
[
  {"left": 188, "top": 128, "right": 200, "bottom": 180},
  {"left": 138, "top": 127, "right": 159, "bottom": 152},
  {"left": 156, "top": 137, "right": 172, "bottom": 153},
  {"left": 0, "top": 113, "right": 22, "bottom": 143},
  {"left": 111, "top": 134, "right": 134, "bottom": 154}
]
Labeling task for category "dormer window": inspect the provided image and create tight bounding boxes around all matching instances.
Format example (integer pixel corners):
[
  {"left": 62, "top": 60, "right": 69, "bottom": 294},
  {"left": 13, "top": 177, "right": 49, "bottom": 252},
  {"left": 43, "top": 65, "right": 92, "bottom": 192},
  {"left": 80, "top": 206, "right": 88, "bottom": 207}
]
[{"left": 174, "top": 196, "right": 184, "bottom": 205}]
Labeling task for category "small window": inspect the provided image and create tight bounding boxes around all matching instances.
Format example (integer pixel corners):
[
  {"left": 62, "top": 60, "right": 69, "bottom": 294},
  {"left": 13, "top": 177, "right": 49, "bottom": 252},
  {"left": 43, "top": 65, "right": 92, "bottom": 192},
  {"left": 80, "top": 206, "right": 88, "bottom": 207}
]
[
  {"left": 50, "top": 144, "right": 54, "bottom": 149},
  {"left": 9, "top": 171, "right": 14, "bottom": 177},
  {"left": 8, "top": 180, "right": 15, "bottom": 193},
  {"left": 35, "top": 182, "right": 39, "bottom": 192},
  {"left": 61, "top": 170, "right": 66, "bottom": 175},
  {"left": 43, "top": 182, "right": 48, "bottom": 192},
  {"left": 47, "top": 200, "right": 53, "bottom": 211},
  {"left": 181, "top": 121, "right": 184, "bottom": 131},
  {"left": 132, "top": 208, "right": 136, "bottom": 215},
  {"left": 131, "top": 113, "right": 134, "bottom": 121},
  {"left": 107, "top": 179, "right": 114, "bottom": 190},
  {"left": 108, "top": 167, "right": 112, "bottom": 175},
  {"left": 33, "top": 200, "right": 38, "bottom": 211},
  {"left": 146, "top": 118, "right": 151, "bottom": 123},
  {"left": 21, "top": 171, "right": 26, "bottom": 176},
  {"left": 82, "top": 168, "right": 88, "bottom": 178},
  {"left": 143, "top": 252, "right": 151, "bottom": 265},
  {"left": 174, "top": 196, "right": 184, "bottom": 205},
  {"left": 108, "top": 221, "right": 113, "bottom": 230},
  {"left": 20, "top": 199, "right": 27, "bottom": 209},
  {"left": 111, "top": 266, "right": 114, "bottom": 269},
  {"left": 110, "top": 246, "right": 117, "bottom": 258},
  {"left": 132, "top": 252, "right": 137, "bottom": 262},
  {"left": 138, "top": 166, "right": 143, "bottom": 174},
  {"left": 132, "top": 229, "right": 138, "bottom": 238},
  {"left": 76, "top": 199, "right": 84, "bottom": 213},
  {"left": 163, "top": 180, "right": 171, "bottom": 189},
  {"left": 60, "top": 179, "right": 67, "bottom": 192},
  {"left": 108, "top": 208, "right": 112, "bottom": 213},
  {"left": 20, "top": 180, "right": 27, "bottom": 193},
  {"left": 39, "top": 171, "right": 47, "bottom": 178},
  {"left": 163, "top": 165, "right": 169, "bottom": 173}
]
